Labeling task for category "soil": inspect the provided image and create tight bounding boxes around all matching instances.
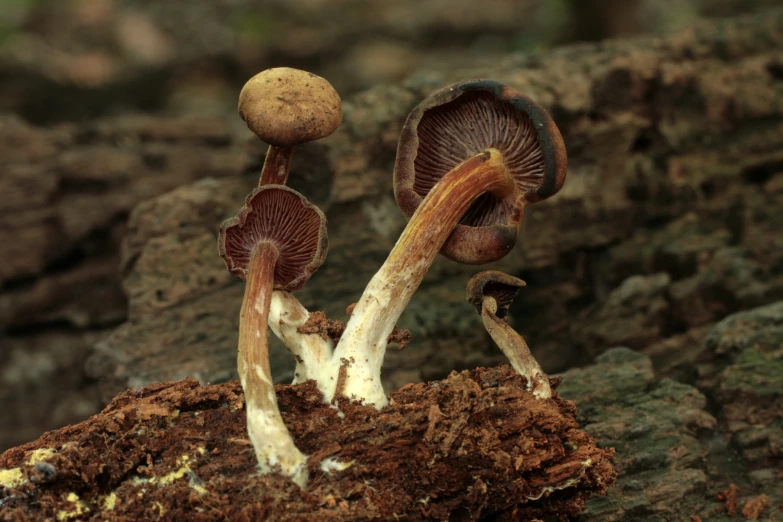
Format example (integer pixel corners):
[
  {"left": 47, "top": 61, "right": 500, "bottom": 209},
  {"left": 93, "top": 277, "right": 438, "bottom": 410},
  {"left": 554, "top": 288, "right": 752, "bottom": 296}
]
[{"left": 0, "top": 366, "right": 614, "bottom": 521}]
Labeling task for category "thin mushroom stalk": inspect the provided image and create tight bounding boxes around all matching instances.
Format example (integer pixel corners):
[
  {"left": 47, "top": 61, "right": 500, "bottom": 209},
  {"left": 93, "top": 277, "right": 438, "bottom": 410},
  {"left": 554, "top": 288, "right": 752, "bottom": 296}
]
[
  {"left": 238, "top": 243, "right": 308, "bottom": 487},
  {"left": 480, "top": 296, "right": 551, "bottom": 399},
  {"left": 220, "top": 185, "right": 328, "bottom": 487},
  {"left": 268, "top": 290, "right": 334, "bottom": 386},
  {"left": 466, "top": 270, "right": 551, "bottom": 398},
  {"left": 259, "top": 146, "right": 295, "bottom": 186},
  {"left": 326, "top": 149, "right": 515, "bottom": 408}
]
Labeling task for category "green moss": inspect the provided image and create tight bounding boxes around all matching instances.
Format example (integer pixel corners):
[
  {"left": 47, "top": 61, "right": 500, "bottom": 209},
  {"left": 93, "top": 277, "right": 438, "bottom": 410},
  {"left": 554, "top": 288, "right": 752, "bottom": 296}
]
[
  {"left": 233, "top": 11, "right": 278, "bottom": 44},
  {"left": 721, "top": 340, "right": 783, "bottom": 396}
]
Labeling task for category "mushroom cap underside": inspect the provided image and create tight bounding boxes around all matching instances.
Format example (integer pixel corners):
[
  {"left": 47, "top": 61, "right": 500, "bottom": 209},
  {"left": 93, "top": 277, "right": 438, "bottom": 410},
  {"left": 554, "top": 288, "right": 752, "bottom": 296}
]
[
  {"left": 466, "top": 270, "right": 526, "bottom": 319},
  {"left": 238, "top": 67, "right": 342, "bottom": 147},
  {"left": 219, "top": 185, "right": 328, "bottom": 291},
  {"left": 394, "top": 80, "right": 567, "bottom": 265}
]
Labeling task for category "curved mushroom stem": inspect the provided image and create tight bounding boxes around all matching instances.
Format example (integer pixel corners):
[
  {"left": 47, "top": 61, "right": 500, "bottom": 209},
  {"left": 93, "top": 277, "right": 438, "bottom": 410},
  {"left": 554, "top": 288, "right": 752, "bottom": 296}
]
[
  {"left": 238, "top": 242, "right": 308, "bottom": 487},
  {"left": 268, "top": 290, "right": 334, "bottom": 389},
  {"left": 328, "top": 149, "right": 515, "bottom": 408},
  {"left": 481, "top": 296, "right": 551, "bottom": 399},
  {"left": 259, "top": 145, "right": 294, "bottom": 186}
]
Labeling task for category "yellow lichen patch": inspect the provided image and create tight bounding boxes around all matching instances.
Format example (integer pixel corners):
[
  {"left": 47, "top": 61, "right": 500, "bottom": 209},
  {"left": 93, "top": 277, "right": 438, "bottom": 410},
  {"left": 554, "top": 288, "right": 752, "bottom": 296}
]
[
  {"left": 0, "top": 467, "right": 24, "bottom": 488},
  {"left": 56, "top": 492, "right": 90, "bottom": 521},
  {"left": 154, "top": 501, "right": 166, "bottom": 516},
  {"left": 191, "top": 481, "right": 208, "bottom": 495},
  {"left": 27, "top": 448, "right": 56, "bottom": 465},
  {"left": 153, "top": 455, "right": 192, "bottom": 486},
  {"left": 145, "top": 454, "right": 208, "bottom": 495},
  {"left": 101, "top": 492, "right": 118, "bottom": 511},
  {"left": 0, "top": 447, "right": 57, "bottom": 489}
]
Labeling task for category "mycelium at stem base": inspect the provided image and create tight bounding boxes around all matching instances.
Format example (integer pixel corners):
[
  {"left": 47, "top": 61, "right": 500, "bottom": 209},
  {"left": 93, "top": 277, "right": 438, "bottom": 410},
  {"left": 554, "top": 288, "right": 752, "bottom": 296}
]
[
  {"left": 326, "top": 149, "right": 517, "bottom": 408},
  {"left": 238, "top": 242, "right": 308, "bottom": 488}
]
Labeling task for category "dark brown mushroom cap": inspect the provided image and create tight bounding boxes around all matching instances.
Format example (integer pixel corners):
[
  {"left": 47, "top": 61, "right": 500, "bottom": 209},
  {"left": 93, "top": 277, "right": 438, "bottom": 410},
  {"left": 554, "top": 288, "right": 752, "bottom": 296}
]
[
  {"left": 394, "top": 80, "right": 567, "bottom": 264},
  {"left": 466, "top": 270, "right": 526, "bottom": 319},
  {"left": 238, "top": 67, "right": 342, "bottom": 147},
  {"left": 219, "top": 185, "right": 328, "bottom": 291}
]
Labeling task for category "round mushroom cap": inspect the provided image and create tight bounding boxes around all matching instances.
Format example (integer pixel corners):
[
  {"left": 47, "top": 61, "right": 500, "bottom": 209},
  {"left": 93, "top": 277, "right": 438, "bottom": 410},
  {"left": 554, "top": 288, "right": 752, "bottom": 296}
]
[
  {"left": 238, "top": 67, "right": 342, "bottom": 147},
  {"left": 394, "top": 80, "right": 567, "bottom": 265},
  {"left": 219, "top": 185, "right": 328, "bottom": 291},
  {"left": 466, "top": 270, "right": 526, "bottom": 319}
]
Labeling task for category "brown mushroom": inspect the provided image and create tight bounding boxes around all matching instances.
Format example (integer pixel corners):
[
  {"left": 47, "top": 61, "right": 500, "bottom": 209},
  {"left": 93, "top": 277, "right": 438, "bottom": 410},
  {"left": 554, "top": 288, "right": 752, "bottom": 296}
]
[
  {"left": 238, "top": 68, "right": 339, "bottom": 389},
  {"left": 239, "top": 67, "right": 342, "bottom": 186},
  {"left": 328, "top": 80, "right": 565, "bottom": 408},
  {"left": 219, "top": 185, "right": 328, "bottom": 486},
  {"left": 466, "top": 270, "right": 551, "bottom": 399},
  {"left": 395, "top": 80, "right": 567, "bottom": 264}
]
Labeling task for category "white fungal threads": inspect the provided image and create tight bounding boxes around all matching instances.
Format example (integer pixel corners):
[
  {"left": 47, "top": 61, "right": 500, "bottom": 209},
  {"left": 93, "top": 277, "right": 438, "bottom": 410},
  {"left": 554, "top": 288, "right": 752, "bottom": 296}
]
[{"left": 319, "top": 457, "right": 354, "bottom": 474}]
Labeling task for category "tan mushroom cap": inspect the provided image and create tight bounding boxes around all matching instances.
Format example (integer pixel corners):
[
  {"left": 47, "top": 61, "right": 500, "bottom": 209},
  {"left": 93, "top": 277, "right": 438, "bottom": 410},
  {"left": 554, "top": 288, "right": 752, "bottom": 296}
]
[{"left": 238, "top": 67, "right": 342, "bottom": 148}]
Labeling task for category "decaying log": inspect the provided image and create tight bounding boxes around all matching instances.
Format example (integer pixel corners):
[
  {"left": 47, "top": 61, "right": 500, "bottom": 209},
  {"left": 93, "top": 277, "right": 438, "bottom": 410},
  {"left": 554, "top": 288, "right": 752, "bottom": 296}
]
[{"left": 0, "top": 367, "right": 615, "bottom": 521}]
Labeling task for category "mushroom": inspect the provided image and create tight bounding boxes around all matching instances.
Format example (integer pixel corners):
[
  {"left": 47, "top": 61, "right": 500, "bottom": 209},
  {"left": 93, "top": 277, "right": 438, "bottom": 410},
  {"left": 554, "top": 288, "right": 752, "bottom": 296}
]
[
  {"left": 395, "top": 80, "right": 567, "bottom": 264},
  {"left": 237, "top": 67, "right": 340, "bottom": 389},
  {"left": 239, "top": 67, "right": 342, "bottom": 186},
  {"left": 219, "top": 185, "right": 328, "bottom": 487},
  {"left": 327, "top": 80, "right": 566, "bottom": 408},
  {"left": 466, "top": 270, "right": 551, "bottom": 399}
]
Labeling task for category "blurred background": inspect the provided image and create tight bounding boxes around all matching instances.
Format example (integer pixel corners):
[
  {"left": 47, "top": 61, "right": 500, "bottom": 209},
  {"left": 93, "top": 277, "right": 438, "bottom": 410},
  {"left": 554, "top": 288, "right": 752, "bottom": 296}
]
[
  {"left": 1, "top": 0, "right": 776, "bottom": 124},
  {"left": 1, "top": 0, "right": 782, "bottom": 454}
]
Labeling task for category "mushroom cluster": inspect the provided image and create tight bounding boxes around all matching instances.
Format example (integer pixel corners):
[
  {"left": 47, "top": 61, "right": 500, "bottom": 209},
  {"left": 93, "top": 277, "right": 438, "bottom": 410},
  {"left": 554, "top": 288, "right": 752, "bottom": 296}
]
[{"left": 219, "top": 70, "right": 567, "bottom": 486}]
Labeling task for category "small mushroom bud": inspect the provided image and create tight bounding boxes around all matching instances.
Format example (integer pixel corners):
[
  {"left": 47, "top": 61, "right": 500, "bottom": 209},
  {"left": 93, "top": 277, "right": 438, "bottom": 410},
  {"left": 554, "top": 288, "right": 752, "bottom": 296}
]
[
  {"left": 239, "top": 67, "right": 342, "bottom": 186},
  {"left": 466, "top": 270, "right": 551, "bottom": 399},
  {"left": 219, "top": 185, "right": 328, "bottom": 487}
]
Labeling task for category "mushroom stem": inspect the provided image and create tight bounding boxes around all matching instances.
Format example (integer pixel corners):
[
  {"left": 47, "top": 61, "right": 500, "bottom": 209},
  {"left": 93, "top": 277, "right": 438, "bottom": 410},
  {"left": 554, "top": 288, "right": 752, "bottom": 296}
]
[
  {"left": 481, "top": 296, "right": 551, "bottom": 399},
  {"left": 268, "top": 290, "right": 334, "bottom": 388},
  {"left": 259, "top": 146, "right": 294, "bottom": 186},
  {"left": 238, "top": 242, "right": 308, "bottom": 487},
  {"left": 329, "top": 149, "right": 515, "bottom": 408}
]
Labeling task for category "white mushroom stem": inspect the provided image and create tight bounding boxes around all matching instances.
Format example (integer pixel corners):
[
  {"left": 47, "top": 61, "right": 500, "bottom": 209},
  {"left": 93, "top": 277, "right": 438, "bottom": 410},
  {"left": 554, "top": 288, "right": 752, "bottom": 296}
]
[
  {"left": 268, "top": 290, "right": 334, "bottom": 392},
  {"left": 480, "top": 296, "right": 551, "bottom": 399},
  {"left": 326, "top": 149, "right": 514, "bottom": 408},
  {"left": 259, "top": 145, "right": 294, "bottom": 186},
  {"left": 238, "top": 242, "right": 308, "bottom": 487}
]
